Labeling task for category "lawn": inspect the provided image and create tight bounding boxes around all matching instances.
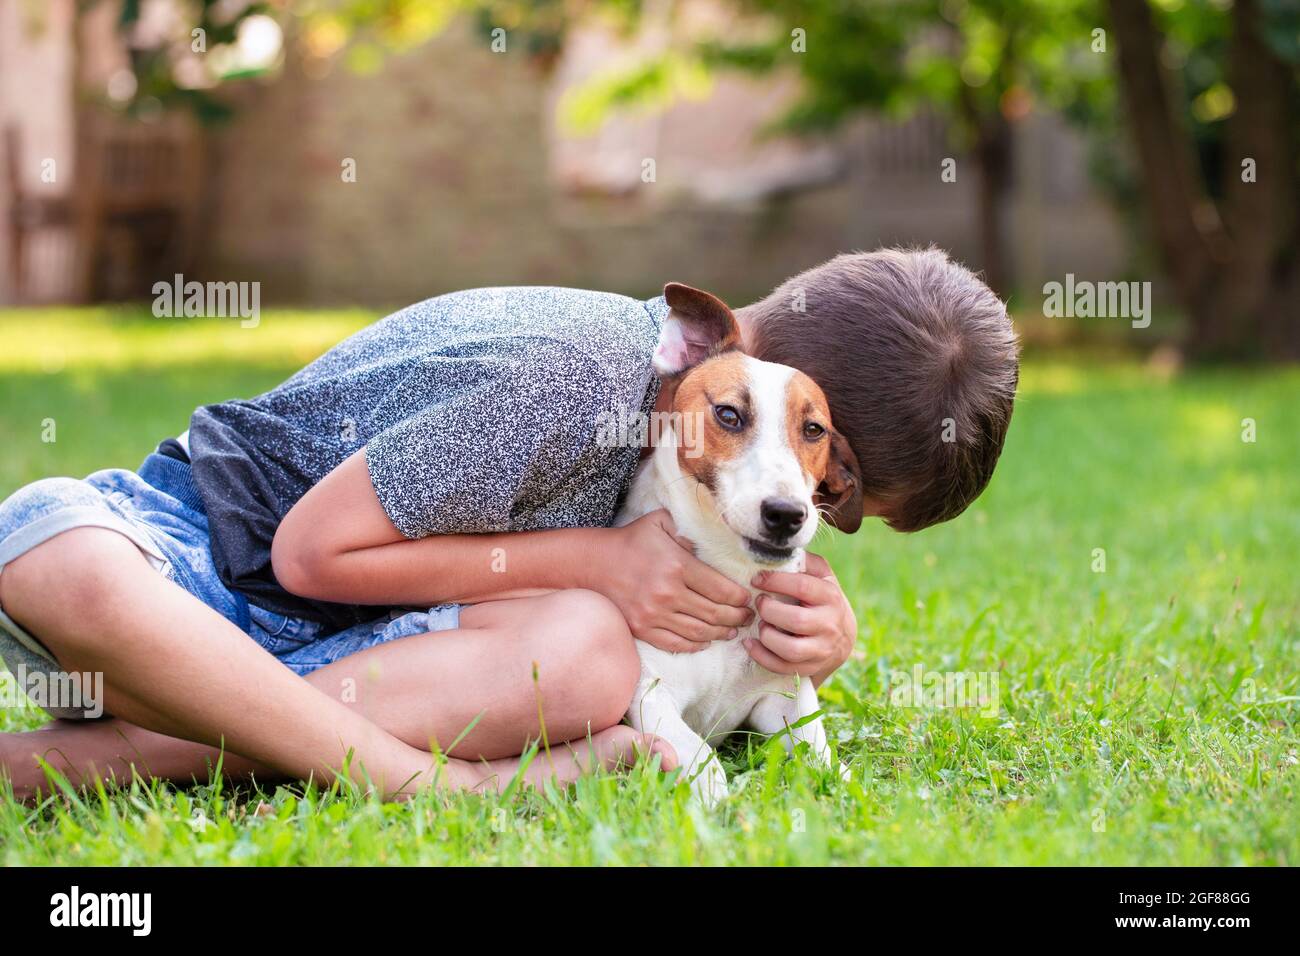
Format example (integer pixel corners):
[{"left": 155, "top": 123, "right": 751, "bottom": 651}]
[{"left": 0, "top": 307, "right": 1296, "bottom": 865}]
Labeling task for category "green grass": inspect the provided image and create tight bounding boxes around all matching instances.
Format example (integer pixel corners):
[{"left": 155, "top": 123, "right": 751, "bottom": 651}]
[{"left": 0, "top": 306, "right": 1297, "bottom": 865}]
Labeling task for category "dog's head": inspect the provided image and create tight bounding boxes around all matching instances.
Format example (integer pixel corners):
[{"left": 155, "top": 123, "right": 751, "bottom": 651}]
[{"left": 653, "top": 282, "right": 862, "bottom": 564}]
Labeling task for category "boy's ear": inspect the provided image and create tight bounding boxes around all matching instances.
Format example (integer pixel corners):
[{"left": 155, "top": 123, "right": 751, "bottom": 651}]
[
  {"left": 818, "top": 431, "right": 864, "bottom": 533},
  {"left": 653, "top": 282, "right": 743, "bottom": 377}
]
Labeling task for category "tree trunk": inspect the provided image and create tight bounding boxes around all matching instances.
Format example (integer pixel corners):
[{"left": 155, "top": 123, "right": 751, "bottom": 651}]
[
  {"left": 1106, "top": 0, "right": 1298, "bottom": 359},
  {"left": 1105, "top": 0, "right": 1220, "bottom": 313},
  {"left": 972, "top": 113, "right": 1014, "bottom": 298},
  {"left": 1215, "top": 0, "right": 1299, "bottom": 359}
]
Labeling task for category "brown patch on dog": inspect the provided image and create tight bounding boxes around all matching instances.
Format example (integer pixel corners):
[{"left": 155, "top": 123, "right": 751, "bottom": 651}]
[
  {"left": 669, "top": 352, "right": 754, "bottom": 492},
  {"left": 785, "top": 370, "right": 835, "bottom": 488}
]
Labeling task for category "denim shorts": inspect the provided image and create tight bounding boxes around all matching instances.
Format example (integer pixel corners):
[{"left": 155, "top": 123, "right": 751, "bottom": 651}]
[{"left": 0, "top": 449, "right": 460, "bottom": 719}]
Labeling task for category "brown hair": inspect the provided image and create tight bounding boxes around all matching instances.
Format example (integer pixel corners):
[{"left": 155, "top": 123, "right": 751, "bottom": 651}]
[{"left": 745, "top": 247, "right": 1019, "bottom": 532}]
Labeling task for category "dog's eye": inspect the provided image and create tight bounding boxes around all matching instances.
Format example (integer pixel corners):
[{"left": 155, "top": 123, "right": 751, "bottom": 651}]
[
  {"left": 803, "top": 421, "right": 826, "bottom": 440},
  {"left": 714, "top": 405, "right": 743, "bottom": 431}
]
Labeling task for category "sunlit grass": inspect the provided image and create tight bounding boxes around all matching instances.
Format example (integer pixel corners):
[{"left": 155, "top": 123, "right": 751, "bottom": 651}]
[
  {"left": 0, "top": 307, "right": 375, "bottom": 374},
  {"left": 0, "top": 306, "right": 1296, "bottom": 865}
]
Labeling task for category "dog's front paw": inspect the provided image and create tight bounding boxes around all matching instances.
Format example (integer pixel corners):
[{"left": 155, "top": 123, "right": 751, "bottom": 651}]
[
  {"left": 805, "top": 735, "right": 834, "bottom": 767},
  {"left": 688, "top": 761, "right": 730, "bottom": 806}
]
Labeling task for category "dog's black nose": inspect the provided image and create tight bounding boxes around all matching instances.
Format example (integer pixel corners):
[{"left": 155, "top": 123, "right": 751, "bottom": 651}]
[{"left": 760, "top": 498, "right": 807, "bottom": 540}]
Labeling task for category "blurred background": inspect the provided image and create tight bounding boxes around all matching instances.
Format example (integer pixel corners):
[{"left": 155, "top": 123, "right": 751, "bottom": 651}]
[
  {"left": 1, "top": 2, "right": 1298, "bottom": 864},
  {"left": 1, "top": 0, "right": 1295, "bottom": 358}
]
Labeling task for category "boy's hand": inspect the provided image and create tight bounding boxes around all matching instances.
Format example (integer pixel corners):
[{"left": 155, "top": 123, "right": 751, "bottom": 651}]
[
  {"left": 601, "top": 510, "right": 754, "bottom": 654},
  {"left": 745, "top": 553, "right": 856, "bottom": 684}
]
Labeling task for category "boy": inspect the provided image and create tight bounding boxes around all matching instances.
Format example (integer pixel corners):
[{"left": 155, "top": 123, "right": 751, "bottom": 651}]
[{"left": 0, "top": 247, "right": 1018, "bottom": 799}]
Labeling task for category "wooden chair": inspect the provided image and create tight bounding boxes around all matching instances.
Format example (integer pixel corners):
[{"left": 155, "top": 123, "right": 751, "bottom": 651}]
[
  {"left": 4, "top": 124, "right": 78, "bottom": 301},
  {"left": 73, "top": 111, "right": 204, "bottom": 301},
  {"left": 4, "top": 114, "right": 203, "bottom": 302}
]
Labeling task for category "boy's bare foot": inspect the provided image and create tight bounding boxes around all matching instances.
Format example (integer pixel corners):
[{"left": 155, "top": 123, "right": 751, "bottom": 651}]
[{"left": 440, "top": 727, "right": 677, "bottom": 795}]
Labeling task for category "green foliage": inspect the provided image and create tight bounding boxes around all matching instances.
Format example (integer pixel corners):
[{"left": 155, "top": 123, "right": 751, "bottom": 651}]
[
  {"left": 1, "top": 308, "right": 1296, "bottom": 865},
  {"left": 110, "top": 0, "right": 272, "bottom": 123},
  {"left": 542, "top": 1, "right": 1114, "bottom": 149},
  {"left": 100, "top": 0, "right": 465, "bottom": 124},
  {"left": 1258, "top": 0, "right": 1300, "bottom": 63},
  {"left": 560, "top": 52, "right": 714, "bottom": 134}
]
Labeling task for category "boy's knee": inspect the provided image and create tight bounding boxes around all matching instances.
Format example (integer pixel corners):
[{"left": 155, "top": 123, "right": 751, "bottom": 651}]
[
  {"left": 544, "top": 589, "right": 634, "bottom": 658},
  {"left": 537, "top": 589, "right": 640, "bottom": 723},
  {"left": 0, "top": 528, "right": 143, "bottom": 636}
]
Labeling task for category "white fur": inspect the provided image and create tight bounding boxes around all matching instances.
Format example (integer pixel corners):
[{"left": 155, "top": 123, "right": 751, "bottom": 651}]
[{"left": 616, "top": 355, "right": 841, "bottom": 805}]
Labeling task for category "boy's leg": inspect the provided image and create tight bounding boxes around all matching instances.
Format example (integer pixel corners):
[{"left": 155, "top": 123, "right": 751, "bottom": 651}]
[
  {"left": 1, "top": 721, "right": 666, "bottom": 801},
  {"left": 1, "top": 719, "right": 264, "bottom": 796},
  {"left": 311, "top": 590, "right": 645, "bottom": 757},
  {"left": 1, "top": 581, "right": 669, "bottom": 798},
  {"left": 1, "top": 528, "right": 476, "bottom": 797}
]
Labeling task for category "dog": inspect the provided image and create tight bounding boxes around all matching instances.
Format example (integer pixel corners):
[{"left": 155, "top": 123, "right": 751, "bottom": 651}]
[{"left": 616, "top": 282, "right": 861, "bottom": 803}]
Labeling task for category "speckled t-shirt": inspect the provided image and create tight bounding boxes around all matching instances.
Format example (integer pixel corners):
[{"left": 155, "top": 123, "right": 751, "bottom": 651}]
[{"left": 187, "top": 287, "right": 668, "bottom": 629}]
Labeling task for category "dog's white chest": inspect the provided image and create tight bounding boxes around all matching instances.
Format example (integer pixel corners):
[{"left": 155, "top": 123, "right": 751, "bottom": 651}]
[
  {"left": 634, "top": 613, "right": 791, "bottom": 739},
  {"left": 616, "top": 457, "right": 803, "bottom": 739}
]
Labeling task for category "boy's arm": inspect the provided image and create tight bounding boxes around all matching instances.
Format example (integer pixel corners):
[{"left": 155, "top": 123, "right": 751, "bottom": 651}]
[
  {"left": 744, "top": 553, "right": 857, "bottom": 686},
  {"left": 271, "top": 449, "right": 753, "bottom": 653}
]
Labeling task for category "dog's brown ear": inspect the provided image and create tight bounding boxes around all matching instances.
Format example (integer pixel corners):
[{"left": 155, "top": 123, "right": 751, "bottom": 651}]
[
  {"left": 817, "top": 430, "right": 864, "bottom": 533},
  {"left": 654, "top": 282, "right": 743, "bottom": 376}
]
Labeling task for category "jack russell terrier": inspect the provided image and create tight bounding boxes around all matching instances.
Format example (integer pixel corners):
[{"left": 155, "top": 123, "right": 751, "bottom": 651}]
[{"left": 616, "top": 282, "right": 861, "bottom": 803}]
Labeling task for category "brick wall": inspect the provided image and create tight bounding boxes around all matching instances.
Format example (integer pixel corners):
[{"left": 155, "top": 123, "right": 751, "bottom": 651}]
[
  {"left": 3, "top": 10, "right": 1129, "bottom": 309},
  {"left": 204, "top": 19, "right": 1128, "bottom": 309}
]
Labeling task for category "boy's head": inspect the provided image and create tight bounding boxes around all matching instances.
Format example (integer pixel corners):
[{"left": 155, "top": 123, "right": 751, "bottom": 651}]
[{"left": 738, "top": 247, "right": 1019, "bottom": 534}]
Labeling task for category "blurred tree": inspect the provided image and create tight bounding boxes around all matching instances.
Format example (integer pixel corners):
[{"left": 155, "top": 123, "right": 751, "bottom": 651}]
[
  {"left": 556, "top": 0, "right": 1299, "bottom": 357},
  {"left": 698, "top": 0, "right": 1109, "bottom": 300},
  {"left": 99, "top": 0, "right": 465, "bottom": 122},
  {"left": 1105, "top": 0, "right": 1298, "bottom": 359},
  {"left": 551, "top": 0, "right": 1111, "bottom": 299},
  {"left": 103, "top": 0, "right": 1107, "bottom": 298},
  {"left": 104, "top": 0, "right": 1296, "bottom": 357}
]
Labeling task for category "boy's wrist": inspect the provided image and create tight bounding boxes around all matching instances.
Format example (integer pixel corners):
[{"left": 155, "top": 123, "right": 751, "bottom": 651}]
[{"left": 571, "top": 526, "right": 622, "bottom": 596}]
